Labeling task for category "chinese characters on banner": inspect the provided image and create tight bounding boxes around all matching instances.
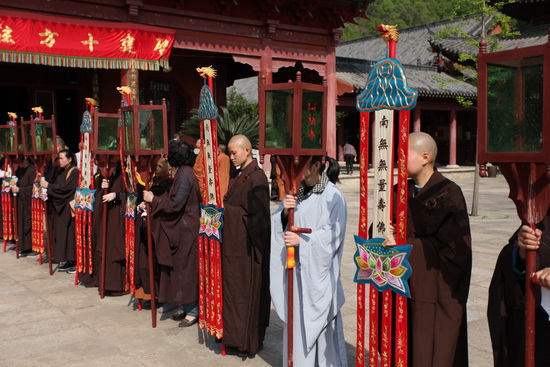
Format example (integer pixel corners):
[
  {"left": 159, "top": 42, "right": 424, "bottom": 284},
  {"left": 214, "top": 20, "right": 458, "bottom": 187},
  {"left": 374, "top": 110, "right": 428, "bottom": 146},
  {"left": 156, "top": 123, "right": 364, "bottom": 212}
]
[
  {"left": 373, "top": 111, "right": 393, "bottom": 238},
  {"left": 0, "top": 11, "right": 175, "bottom": 69}
]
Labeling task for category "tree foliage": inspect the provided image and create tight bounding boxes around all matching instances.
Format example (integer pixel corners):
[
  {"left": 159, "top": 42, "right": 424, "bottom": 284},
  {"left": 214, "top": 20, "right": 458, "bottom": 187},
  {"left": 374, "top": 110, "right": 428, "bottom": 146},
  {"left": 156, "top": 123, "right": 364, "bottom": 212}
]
[{"left": 341, "top": 0, "right": 466, "bottom": 41}]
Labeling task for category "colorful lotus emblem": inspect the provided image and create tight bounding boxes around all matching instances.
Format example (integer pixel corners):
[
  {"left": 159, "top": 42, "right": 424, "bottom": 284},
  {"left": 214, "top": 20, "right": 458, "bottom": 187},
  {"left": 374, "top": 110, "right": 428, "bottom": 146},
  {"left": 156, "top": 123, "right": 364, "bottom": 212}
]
[
  {"left": 199, "top": 204, "right": 224, "bottom": 241},
  {"left": 353, "top": 235, "right": 412, "bottom": 298}
]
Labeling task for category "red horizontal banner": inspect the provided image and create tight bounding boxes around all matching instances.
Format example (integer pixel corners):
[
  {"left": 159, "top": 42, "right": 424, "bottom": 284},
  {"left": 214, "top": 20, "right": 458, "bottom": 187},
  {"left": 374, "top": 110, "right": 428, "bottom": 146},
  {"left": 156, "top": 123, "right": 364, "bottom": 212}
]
[{"left": 0, "top": 10, "right": 175, "bottom": 70}]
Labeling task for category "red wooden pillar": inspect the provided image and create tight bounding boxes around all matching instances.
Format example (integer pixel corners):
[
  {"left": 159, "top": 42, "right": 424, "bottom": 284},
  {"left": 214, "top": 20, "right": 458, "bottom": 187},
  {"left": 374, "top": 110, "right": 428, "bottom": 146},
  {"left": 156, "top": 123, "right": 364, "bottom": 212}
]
[
  {"left": 413, "top": 107, "right": 421, "bottom": 132},
  {"left": 448, "top": 108, "right": 458, "bottom": 167},
  {"left": 326, "top": 44, "right": 337, "bottom": 159}
]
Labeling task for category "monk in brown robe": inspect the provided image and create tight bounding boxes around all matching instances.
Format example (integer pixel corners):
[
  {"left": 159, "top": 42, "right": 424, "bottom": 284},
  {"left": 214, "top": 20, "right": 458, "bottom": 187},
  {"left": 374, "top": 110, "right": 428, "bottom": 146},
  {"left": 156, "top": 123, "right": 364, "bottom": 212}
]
[
  {"left": 41, "top": 149, "right": 79, "bottom": 272},
  {"left": 12, "top": 158, "right": 37, "bottom": 256},
  {"left": 388, "top": 132, "right": 472, "bottom": 366},
  {"left": 98, "top": 166, "right": 127, "bottom": 294},
  {"left": 488, "top": 211, "right": 550, "bottom": 367},
  {"left": 144, "top": 139, "right": 201, "bottom": 327},
  {"left": 222, "top": 134, "right": 271, "bottom": 356},
  {"left": 135, "top": 159, "right": 173, "bottom": 301}
]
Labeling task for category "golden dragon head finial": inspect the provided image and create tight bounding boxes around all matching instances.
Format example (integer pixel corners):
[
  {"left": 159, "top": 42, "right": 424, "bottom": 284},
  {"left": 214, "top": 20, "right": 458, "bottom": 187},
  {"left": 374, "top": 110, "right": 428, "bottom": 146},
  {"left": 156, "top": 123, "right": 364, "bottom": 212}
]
[
  {"left": 116, "top": 86, "right": 132, "bottom": 95},
  {"left": 196, "top": 65, "right": 217, "bottom": 79},
  {"left": 85, "top": 98, "right": 98, "bottom": 106},
  {"left": 378, "top": 24, "right": 399, "bottom": 43},
  {"left": 7, "top": 112, "right": 17, "bottom": 119},
  {"left": 31, "top": 106, "right": 43, "bottom": 114}
]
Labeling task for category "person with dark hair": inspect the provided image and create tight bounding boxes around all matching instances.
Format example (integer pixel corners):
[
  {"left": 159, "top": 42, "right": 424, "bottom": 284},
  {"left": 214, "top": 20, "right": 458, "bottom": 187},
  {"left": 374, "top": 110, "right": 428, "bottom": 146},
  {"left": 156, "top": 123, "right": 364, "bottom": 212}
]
[
  {"left": 270, "top": 156, "right": 347, "bottom": 366},
  {"left": 134, "top": 158, "right": 173, "bottom": 303},
  {"left": 143, "top": 139, "right": 201, "bottom": 327},
  {"left": 40, "top": 149, "right": 79, "bottom": 273},
  {"left": 11, "top": 158, "right": 37, "bottom": 256},
  {"left": 221, "top": 134, "right": 271, "bottom": 356},
  {"left": 99, "top": 162, "right": 128, "bottom": 295},
  {"left": 487, "top": 210, "right": 550, "bottom": 367}
]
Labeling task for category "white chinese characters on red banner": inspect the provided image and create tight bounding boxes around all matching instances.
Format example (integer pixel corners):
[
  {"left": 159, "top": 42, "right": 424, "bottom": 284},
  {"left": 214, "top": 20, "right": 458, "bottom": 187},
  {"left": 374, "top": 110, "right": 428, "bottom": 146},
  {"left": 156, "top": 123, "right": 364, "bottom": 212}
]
[{"left": 0, "top": 10, "right": 175, "bottom": 62}]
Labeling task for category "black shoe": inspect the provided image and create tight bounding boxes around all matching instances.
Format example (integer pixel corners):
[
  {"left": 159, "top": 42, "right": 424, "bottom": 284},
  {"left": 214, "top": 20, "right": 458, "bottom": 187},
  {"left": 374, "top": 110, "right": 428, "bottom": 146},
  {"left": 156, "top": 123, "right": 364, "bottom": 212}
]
[
  {"left": 170, "top": 310, "right": 187, "bottom": 321},
  {"left": 67, "top": 266, "right": 77, "bottom": 274},
  {"left": 58, "top": 261, "right": 75, "bottom": 272},
  {"left": 19, "top": 250, "right": 32, "bottom": 257}
]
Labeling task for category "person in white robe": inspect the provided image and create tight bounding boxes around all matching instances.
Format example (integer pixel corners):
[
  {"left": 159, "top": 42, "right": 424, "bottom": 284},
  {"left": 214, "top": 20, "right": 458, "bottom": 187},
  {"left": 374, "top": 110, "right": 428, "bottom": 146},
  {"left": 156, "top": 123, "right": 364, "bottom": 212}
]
[{"left": 271, "top": 156, "right": 348, "bottom": 367}]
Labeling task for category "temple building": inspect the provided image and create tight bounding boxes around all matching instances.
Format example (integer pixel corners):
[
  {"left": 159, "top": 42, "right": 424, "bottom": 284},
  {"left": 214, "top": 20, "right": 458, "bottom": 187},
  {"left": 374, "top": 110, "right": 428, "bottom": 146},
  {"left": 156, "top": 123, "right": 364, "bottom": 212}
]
[{"left": 0, "top": 0, "right": 368, "bottom": 156}]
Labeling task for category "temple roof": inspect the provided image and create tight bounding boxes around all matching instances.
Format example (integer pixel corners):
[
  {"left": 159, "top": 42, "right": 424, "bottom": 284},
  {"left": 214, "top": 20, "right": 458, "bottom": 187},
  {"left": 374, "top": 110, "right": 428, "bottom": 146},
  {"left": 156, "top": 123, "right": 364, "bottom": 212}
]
[{"left": 336, "top": 57, "right": 477, "bottom": 98}]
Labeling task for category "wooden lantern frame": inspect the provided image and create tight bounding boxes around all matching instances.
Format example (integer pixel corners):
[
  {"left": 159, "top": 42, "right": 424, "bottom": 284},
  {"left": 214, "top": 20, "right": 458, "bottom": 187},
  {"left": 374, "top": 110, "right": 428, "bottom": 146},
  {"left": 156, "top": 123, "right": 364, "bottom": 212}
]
[
  {"left": 20, "top": 116, "right": 57, "bottom": 157},
  {"left": 0, "top": 122, "right": 20, "bottom": 156},
  {"left": 477, "top": 39, "right": 550, "bottom": 165},
  {"left": 120, "top": 100, "right": 169, "bottom": 157},
  {"left": 259, "top": 73, "right": 328, "bottom": 157}
]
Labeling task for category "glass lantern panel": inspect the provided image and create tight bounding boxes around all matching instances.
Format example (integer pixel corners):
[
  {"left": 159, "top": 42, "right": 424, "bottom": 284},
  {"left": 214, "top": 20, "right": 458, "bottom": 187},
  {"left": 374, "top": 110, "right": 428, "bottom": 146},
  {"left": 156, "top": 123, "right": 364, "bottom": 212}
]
[
  {"left": 123, "top": 110, "right": 134, "bottom": 152},
  {"left": 138, "top": 109, "right": 164, "bottom": 151},
  {"left": 265, "top": 90, "right": 293, "bottom": 149},
  {"left": 35, "top": 122, "right": 55, "bottom": 152},
  {"left": 23, "top": 124, "right": 33, "bottom": 153},
  {"left": 97, "top": 116, "right": 119, "bottom": 152},
  {"left": 0, "top": 127, "right": 17, "bottom": 153},
  {"left": 301, "top": 90, "right": 324, "bottom": 149},
  {"left": 487, "top": 56, "right": 543, "bottom": 153}
]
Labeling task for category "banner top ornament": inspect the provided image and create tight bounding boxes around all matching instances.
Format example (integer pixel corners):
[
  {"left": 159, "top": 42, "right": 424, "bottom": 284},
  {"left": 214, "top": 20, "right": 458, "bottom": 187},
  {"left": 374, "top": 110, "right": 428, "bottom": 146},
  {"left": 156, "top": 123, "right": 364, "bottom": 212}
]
[
  {"left": 198, "top": 85, "right": 218, "bottom": 121},
  {"left": 356, "top": 58, "right": 418, "bottom": 112}
]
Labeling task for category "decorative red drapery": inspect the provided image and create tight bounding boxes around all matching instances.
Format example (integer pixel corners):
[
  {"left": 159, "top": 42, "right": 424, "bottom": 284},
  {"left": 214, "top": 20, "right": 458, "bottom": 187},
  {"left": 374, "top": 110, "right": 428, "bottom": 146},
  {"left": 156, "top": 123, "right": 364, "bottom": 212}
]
[{"left": 0, "top": 10, "right": 175, "bottom": 71}]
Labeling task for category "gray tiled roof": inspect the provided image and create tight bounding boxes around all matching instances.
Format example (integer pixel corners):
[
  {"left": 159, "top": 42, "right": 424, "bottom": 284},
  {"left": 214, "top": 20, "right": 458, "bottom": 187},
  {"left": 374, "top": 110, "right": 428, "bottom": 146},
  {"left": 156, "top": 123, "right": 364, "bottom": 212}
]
[
  {"left": 336, "top": 57, "right": 477, "bottom": 98},
  {"left": 336, "top": 16, "right": 493, "bottom": 66},
  {"left": 430, "top": 23, "right": 550, "bottom": 58}
]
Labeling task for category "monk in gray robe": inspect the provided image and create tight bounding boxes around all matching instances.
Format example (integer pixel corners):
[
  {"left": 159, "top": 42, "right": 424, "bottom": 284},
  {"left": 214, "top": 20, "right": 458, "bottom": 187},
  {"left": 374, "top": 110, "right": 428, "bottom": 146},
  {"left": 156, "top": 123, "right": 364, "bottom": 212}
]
[
  {"left": 271, "top": 156, "right": 348, "bottom": 366},
  {"left": 222, "top": 135, "right": 271, "bottom": 355}
]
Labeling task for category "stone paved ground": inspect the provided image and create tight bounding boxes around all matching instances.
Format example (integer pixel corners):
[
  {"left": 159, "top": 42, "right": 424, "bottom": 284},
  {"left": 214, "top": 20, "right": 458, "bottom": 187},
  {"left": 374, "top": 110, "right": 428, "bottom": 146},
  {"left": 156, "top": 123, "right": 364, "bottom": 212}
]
[{"left": 0, "top": 171, "right": 519, "bottom": 366}]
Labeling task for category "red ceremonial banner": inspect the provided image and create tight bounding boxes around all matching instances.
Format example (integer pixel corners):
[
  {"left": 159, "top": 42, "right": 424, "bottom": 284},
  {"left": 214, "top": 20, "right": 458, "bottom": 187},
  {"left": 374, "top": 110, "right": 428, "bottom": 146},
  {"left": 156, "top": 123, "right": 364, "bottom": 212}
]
[{"left": 0, "top": 10, "right": 175, "bottom": 70}]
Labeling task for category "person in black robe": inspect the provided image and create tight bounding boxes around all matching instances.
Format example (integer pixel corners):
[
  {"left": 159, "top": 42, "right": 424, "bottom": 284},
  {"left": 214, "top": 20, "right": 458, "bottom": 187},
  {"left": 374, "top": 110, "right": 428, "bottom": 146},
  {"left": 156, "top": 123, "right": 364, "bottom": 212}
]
[
  {"left": 144, "top": 139, "right": 200, "bottom": 327},
  {"left": 98, "top": 165, "right": 127, "bottom": 294},
  {"left": 221, "top": 135, "right": 271, "bottom": 356},
  {"left": 41, "top": 149, "right": 78, "bottom": 272},
  {"left": 11, "top": 158, "right": 37, "bottom": 256},
  {"left": 488, "top": 210, "right": 550, "bottom": 367},
  {"left": 135, "top": 158, "right": 173, "bottom": 301},
  {"left": 387, "top": 132, "right": 472, "bottom": 367}
]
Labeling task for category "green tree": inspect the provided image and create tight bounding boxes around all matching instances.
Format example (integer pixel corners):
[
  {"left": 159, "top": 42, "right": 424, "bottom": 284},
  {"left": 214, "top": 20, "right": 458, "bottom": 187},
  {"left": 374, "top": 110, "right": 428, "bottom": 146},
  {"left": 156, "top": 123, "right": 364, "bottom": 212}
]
[
  {"left": 341, "top": 0, "right": 464, "bottom": 41},
  {"left": 432, "top": 0, "right": 519, "bottom": 216}
]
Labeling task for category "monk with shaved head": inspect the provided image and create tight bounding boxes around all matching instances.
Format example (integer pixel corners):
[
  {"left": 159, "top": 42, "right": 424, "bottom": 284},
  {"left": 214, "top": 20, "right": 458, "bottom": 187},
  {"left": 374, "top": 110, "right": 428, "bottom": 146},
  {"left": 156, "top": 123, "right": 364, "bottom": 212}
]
[
  {"left": 394, "top": 132, "right": 472, "bottom": 366},
  {"left": 222, "top": 134, "right": 271, "bottom": 357}
]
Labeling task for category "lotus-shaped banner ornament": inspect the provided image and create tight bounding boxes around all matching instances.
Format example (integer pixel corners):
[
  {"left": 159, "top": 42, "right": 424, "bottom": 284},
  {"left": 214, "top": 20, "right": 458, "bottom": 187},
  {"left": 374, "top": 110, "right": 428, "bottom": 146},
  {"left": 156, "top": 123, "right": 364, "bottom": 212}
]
[
  {"left": 199, "top": 204, "right": 224, "bottom": 241},
  {"left": 353, "top": 235, "right": 413, "bottom": 298}
]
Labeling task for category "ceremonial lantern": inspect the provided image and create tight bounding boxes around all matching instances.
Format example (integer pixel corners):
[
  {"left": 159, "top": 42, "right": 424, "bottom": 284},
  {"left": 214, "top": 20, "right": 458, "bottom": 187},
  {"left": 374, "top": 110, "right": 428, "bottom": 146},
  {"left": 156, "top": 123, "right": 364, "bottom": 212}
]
[
  {"left": 353, "top": 25, "right": 417, "bottom": 367},
  {"left": 91, "top": 106, "right": 121, "bottom": 298},
  {"left": 477, "top": 35, "right": 550, "bottom": 367},
  {"left": 259, "top": 71, "right": 327, "bottom": 367},
  {"left": 121, "top": 96, "right": 168, "bottom": 328},
  {"left": 0, "top": 113, "right": 20, "bottom": 255},
  {"left": 20, "top": 108, "right": 57, "bottom": 275},
  {"left": 195, "top": 67, "right": 225, "bottom": 349}
]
